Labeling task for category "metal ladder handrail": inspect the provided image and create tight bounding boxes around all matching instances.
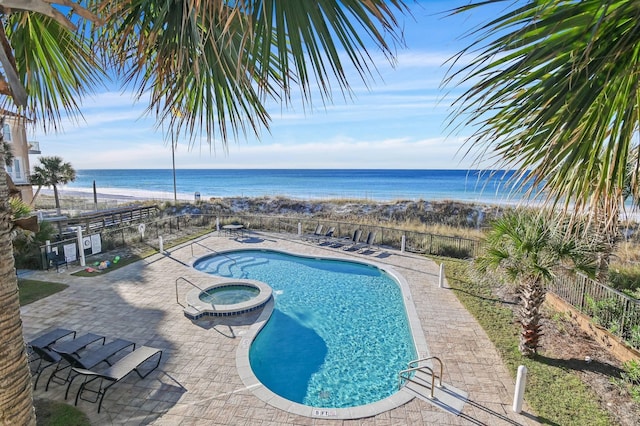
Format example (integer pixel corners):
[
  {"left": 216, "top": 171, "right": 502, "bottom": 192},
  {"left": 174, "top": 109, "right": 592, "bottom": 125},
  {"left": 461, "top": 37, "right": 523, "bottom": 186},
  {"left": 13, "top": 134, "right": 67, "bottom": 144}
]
[
  {"left": 190, "top": 241, "right": 236, "bottom": 265},
  {"left": 398, "top": 356, "right": 444, "bottom": 400},
  {"left": 175, "top": 276, "right": 207, "bottom": 308},
  {"left": 397, "top": 366, "right": 438, "bottom": 399},
  {"left": 408, "top": 356, "right": 443, "bottom": 387}
]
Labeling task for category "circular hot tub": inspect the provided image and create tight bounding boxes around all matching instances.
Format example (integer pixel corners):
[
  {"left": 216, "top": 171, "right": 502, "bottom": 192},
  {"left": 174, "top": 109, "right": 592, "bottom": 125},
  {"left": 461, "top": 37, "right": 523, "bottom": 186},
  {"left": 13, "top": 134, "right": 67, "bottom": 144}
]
[
  {"left": 200, "top": 285, "right": 260, "bottom": 305},
  {"left": 183, "top": 280, "right": 272, "bottom": 320}
]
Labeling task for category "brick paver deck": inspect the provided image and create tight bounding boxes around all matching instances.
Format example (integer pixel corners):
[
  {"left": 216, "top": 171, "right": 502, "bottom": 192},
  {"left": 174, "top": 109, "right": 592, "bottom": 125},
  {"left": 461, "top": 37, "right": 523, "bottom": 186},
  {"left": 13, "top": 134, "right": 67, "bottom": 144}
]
[{"left": 22, "top": 231, "right": 540, "bottom": 425}]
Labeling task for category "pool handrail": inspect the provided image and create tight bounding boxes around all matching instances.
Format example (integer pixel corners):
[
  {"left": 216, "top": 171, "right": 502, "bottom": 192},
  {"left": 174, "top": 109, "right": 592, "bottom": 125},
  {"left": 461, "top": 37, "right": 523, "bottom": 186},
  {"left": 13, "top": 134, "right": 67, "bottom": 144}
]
[
  {"left": 175, "top": 277, "right": 207, "bottom": 308},
  {"left": 397, "top": 356, "right": 443, "bottom": 399}
]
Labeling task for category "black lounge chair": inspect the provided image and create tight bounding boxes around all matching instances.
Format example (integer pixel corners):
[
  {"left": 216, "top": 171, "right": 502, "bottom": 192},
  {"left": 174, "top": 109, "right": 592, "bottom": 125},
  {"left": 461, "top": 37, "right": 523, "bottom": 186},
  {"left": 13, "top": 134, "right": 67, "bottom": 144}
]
[
  {"left": 29, "top": 328, "right": 75, "bottom": 349},
  {"left": 301, "top": 224, "right": 323, "bottom": 241},
  {"left": 73, "top": 346, "right": 163, "bottom": 412},
  {"left": 30, "top": 332, "right": 104, "bottom": 390},
  {"left": 46, "top": 338, "right": 136, "bottom": 398},
  {"left": 348, "top": 231, "right": 377, "bottom": 252},
  {"left": 308, "top": 227, "right": 335, "bottom": 244},
  {"left": 333, "top": 229, "right": 362, "bottom": 249}
]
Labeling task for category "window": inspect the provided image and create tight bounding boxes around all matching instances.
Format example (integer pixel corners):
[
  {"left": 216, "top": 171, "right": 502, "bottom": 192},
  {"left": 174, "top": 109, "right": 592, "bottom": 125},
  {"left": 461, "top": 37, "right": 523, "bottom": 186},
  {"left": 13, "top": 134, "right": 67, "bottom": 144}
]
[
  {"left": 6, "top": 157, "right": 23, "bottom": 181},
  {"left": 3, "top": 123, "right": 11, "bottom": 142}
]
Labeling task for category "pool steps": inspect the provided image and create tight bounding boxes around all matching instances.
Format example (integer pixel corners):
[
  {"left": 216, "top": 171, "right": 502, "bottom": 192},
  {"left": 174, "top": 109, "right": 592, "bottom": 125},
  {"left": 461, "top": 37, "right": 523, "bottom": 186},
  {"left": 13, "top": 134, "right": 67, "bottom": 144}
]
[{"left": 195, "top": 256, "right": 269, "bottom": 278}]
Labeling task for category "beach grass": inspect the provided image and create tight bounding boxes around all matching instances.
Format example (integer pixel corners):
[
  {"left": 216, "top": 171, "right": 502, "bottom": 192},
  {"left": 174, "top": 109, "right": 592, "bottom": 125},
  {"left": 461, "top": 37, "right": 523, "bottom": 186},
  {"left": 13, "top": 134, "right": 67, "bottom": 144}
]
[
  {"left": 437, "top": 256, "right": 612, "bottom": 426},
  {"left": 18, "top": 280, "right": 68, "bottom": 306}
]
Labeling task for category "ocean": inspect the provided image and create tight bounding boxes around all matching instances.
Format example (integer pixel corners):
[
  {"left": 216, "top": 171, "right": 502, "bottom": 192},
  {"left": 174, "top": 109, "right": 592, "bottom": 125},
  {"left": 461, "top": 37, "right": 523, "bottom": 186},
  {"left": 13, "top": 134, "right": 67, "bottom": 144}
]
[{"left": 64, "top": 169, "right": 533, "bottom": 204}]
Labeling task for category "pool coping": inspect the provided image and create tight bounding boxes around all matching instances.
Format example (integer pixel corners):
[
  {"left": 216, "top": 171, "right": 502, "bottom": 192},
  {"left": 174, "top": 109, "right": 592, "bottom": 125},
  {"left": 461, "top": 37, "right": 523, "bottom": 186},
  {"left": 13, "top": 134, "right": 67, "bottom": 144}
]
[{"left": 216, "top": 248, "right": 430, "bottom": 420}]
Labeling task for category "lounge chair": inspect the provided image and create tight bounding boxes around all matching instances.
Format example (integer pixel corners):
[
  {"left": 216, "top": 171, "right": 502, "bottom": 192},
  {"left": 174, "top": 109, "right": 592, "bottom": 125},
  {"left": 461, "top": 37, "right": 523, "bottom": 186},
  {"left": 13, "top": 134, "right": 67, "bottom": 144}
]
[
  {"left": 28, "top": 328, "right": 76, "bottom": 349},
  {"left": 308, "top": 227, "right": 335, "bottom": 244},
  {"left": 348, "top": 231, "right": 377, "bottom": 252},
  {"left": 301, "top": 224, "right": 323, "bottom": 241},
  {"left": 46, "top": 338, "right": 136, "bottom": 398},
  {"left": 30, "top": 332, "right": 104, "bottom": 390},
  {"left": 73, "top": 346, "right": 163, "bottom": 412},
  {"left": 331, "top": 229, "right": 361, "bottom": 249}
]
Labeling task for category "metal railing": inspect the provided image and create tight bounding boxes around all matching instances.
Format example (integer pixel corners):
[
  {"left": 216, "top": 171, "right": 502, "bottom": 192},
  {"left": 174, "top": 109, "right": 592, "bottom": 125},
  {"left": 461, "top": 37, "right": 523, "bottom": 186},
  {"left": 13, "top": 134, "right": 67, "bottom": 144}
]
[
  {"left": 548, "top": 271, "right": 640, "bottom": 350},
  {"left": 398, "top": 356, "right": 444, "bottom": 399},
  {"left": 190, "top": 241, "right": 236, "bottom": 265},
  {"left": 175, "top": 277, "right": 206, "bottom": 308}
]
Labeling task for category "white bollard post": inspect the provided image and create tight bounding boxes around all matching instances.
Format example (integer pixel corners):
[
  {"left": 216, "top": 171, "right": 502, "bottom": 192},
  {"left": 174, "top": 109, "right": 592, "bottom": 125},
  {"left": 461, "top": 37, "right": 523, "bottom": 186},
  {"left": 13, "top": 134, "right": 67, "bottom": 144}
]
[
  {"left": 216, "top": 216, "right": 220, "bottom": 232},
  {"left": 401, "top": 235, "right": 406, "bottom": 253},
  {"left": 438, "top": 263, "right": 445, "bottom": 288},
  {"left": 298, "top": 222, "right": 302, "bottom": 236},
  {"left": 159, "top": 236, "right": 164, "bottom": 254},
  {"left": 513, "top": 365, "right": 527, "bottom": 413},
  {"left": 45, "top": 240, "right": 51, "bottom": 253},
  {"left": 75, "top": 227, "right": 86, "bottom": 267}
]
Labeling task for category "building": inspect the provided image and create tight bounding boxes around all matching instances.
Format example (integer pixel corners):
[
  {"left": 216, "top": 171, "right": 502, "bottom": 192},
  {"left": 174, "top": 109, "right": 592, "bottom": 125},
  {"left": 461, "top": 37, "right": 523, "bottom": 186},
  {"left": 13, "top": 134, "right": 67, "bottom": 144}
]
[{"left": 3, "top": 113, "right": 40, "bottom": 203}]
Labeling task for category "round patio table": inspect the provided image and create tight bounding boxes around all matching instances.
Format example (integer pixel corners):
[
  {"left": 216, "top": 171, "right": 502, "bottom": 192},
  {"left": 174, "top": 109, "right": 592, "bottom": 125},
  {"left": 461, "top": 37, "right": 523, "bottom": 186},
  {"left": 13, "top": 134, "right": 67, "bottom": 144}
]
[{"left": 222, "top": 224, "right": 244, "bottom": 238}]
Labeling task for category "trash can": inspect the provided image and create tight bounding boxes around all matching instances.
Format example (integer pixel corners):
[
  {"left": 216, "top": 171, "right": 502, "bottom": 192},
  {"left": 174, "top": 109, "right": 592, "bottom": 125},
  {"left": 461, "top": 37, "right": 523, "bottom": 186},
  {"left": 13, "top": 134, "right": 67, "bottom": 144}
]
[{"left": 194, "top": 192, "right": 201, "bottom": 202}]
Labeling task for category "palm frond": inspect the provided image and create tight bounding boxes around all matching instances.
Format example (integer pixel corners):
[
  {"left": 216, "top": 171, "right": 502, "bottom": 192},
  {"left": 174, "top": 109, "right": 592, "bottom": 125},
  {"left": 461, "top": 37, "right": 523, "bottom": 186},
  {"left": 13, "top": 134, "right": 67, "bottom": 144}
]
[
  {"left": 5, "top": 12, "right": 106, "bottom": 131},
  {"left": 97, "top": 0, "right": 407, "bottom": 147},
  {"left": 448, "top": 0, "right": 640, "bottom": 219}
]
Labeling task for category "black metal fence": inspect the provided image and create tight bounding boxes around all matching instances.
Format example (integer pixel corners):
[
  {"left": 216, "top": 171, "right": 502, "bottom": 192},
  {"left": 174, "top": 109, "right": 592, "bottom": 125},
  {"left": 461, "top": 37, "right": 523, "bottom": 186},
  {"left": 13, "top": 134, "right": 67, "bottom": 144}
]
[
  {"left": 548, "top": 271, "right": 640, "bottom": 351},
  {"left": 39, "top": 213, "right": 481, "bottom": 270}
]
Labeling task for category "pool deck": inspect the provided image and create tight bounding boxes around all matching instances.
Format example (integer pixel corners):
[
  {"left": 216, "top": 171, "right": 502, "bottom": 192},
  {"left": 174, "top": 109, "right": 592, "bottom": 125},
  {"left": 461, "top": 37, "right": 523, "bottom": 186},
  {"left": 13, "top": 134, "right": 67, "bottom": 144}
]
[{"left": 22, "top": 231, "right": 541, "bottom": 425}]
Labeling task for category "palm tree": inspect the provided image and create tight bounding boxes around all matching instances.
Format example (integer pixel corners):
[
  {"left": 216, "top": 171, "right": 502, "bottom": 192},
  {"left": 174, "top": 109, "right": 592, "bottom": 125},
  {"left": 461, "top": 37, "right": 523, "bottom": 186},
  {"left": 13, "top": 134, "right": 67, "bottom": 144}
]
[
  {"left": 447, "top": 0, "right": 640, "bottom": 281},
  {"left": 0, "top": 1, "right": 409, "bottom": 423},
  {"left": 30, "top": 156, "right": 76, "bottom": 215},
  {"left": 478, "top": 210, "right": 595, "bottom": 356}
]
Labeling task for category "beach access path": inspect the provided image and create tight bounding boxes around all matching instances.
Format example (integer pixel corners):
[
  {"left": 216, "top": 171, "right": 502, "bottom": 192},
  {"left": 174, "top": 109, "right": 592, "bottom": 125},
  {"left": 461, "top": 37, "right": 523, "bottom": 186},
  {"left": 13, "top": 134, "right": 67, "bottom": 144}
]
[{"left": 21, "top": 230, "right": 540, "bottom": 425}]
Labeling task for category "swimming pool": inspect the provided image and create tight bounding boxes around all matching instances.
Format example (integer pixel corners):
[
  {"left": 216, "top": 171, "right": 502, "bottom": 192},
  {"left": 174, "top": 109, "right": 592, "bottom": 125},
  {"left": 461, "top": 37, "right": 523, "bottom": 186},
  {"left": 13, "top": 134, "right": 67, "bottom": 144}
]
[{"left": 193, "top": 249, "right": 418, "bottom": 410}]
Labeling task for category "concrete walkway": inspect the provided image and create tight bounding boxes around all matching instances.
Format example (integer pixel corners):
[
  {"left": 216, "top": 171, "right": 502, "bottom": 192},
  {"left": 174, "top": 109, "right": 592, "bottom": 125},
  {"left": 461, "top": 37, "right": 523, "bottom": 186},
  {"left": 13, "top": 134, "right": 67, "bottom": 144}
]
[{"left": 23, "top": 231, "right": 540, "bottom": 425}]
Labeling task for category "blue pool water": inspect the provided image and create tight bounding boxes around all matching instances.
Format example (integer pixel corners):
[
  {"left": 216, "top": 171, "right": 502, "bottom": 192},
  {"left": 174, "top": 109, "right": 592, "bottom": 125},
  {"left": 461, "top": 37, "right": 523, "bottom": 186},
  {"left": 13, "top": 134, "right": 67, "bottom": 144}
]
[{"left": 193, "top": 250, "right": 417, "bottom": 408}]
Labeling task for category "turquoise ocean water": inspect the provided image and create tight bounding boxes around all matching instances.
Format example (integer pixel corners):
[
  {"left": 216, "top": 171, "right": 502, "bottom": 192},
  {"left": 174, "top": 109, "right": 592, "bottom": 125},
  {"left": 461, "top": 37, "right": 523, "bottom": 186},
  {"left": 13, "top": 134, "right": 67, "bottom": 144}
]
[{"left": 65, "top": 169, "right": 532, "bottom": 204}]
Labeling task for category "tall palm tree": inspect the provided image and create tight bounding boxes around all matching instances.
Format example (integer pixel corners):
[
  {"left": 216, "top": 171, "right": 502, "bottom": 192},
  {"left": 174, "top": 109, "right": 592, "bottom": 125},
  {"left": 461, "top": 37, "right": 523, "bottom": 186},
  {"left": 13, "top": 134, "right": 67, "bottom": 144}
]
[
  {"left": 477, "top": 210, "right": 595, "bottom": 356},
  {"left": 30, "top": 156, "right": 76, "bottom": 215},
  {"left": 0, "top": 1, "right": 409, "bottom": 423},
  {"left": 447, "top": 0, "right": 640, "bottom": 280}
]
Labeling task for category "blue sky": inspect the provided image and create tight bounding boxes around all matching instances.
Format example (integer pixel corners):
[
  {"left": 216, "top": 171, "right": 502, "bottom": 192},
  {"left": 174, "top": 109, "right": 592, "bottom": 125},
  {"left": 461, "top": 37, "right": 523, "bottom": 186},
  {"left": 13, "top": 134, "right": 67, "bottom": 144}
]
[{"left": 31, "top": 1, "right": 500, "bottom": 170}]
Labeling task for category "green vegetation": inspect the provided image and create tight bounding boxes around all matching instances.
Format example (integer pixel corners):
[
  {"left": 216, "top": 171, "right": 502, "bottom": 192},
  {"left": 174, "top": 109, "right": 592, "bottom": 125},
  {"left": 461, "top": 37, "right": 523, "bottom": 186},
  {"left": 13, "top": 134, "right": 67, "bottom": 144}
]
[
  {"left": 34, "top": 398, "right": 90, "bottom": 426},
  {"left": 617, "top": 360, "right": 640, "bottom": 404},
  {"left": 18, "top": 280, "right": 68, "bottom": 306},
  {"left": 438, "top": 256, "right": 612, "bottom": 425}
]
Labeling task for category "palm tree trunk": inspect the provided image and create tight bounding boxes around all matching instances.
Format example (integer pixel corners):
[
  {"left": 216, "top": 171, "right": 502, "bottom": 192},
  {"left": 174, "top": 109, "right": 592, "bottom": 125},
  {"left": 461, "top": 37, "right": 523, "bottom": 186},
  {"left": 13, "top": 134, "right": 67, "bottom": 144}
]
[
  {"left": 29, "top": 186, "right": 42, "bottom": 207},
  {"left": 519, "top": 278, "right": 545, "bottom": 357},
  {"left": 53, "top": 184, "right": 61, "bottom": 216},
  {"left": 0, "top": 162, "right": 36, "bottom": 424}
]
